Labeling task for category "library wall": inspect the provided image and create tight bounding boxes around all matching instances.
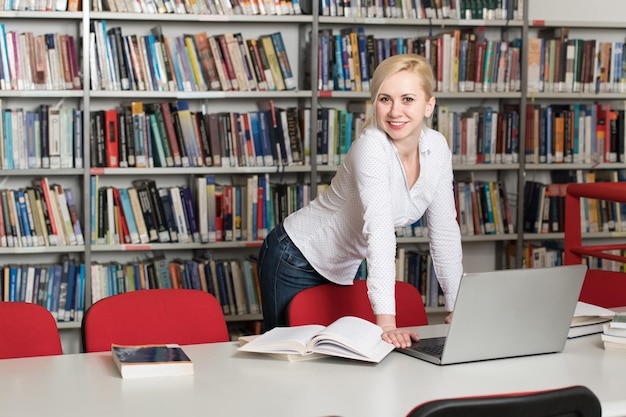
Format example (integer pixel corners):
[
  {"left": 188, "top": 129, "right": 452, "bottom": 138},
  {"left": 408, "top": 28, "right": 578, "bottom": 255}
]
[{"left": 528, "top": 0, "right": 626, "bottom": 22}]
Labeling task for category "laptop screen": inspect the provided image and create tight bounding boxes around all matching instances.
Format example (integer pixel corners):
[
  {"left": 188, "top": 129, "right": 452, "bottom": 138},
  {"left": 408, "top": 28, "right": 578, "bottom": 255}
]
[{"left": 398, "top": 265, "right": 588, "bottom": 365}]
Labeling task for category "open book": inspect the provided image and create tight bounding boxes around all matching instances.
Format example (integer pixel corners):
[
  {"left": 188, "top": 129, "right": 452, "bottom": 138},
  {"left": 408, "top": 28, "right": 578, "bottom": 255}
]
[
  {"left": 238, "top": 316, "right": 394, "bottom": 363},
  {"left": 568, "top": 302, "right": 615, "bottom": 338}
]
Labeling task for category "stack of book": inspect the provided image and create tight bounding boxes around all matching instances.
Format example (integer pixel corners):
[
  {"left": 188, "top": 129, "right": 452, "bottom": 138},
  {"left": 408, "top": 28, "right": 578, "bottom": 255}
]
[
  {"left": 602, "top": 313, "right": 626, "bottom": 351},
  {"left": 568, "top": 301, "right": 615, "bottom": 339}
]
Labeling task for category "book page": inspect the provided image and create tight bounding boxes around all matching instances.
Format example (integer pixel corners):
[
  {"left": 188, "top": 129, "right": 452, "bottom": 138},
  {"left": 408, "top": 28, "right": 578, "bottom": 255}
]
[
  {"left": 571, "top": 301, "right": 615, "bottom": 326},
  {"left": 308, "top": 316, "right": 394, "bottom": 362},
  {"left": 238, "top": 325, "right": 324, "bottom": 355}
]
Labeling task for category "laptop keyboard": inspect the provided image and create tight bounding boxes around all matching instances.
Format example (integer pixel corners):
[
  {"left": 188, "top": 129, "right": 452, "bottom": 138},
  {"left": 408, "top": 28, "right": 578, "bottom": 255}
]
[
  {"left": 407, "top": 337, "right": 447, "bottom": 358},
  {"left": 413, "top": 343, "right": 444, "bottom": 357}
]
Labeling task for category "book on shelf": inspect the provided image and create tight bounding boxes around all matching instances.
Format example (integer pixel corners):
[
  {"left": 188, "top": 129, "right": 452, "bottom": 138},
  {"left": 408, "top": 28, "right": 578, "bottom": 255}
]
[
  {"left": 167, "top": 186, "right": 189, "bottom": 244},
  {"left": 130, "top": 101, "right": 148, "bottom": 168},
  {"left": 259, "top": 34, "right": 285, "bottom": 91},
  {"left": 269, "top": 32, "right": 295, "bottom": 90},
  {"left": 117, "top": 188, "right": 140, "bottom": 244},
  {"left": 31, "top": 178, "right": 56, "bottom": 245},
  {"left": 52, "top": 184, "right": 77, "bottom": 246},
  {"left": 214, "top": 34, "right": 240, "bottom": 91},
  {"left": 138, "top": 179, "right": 171, "bottom": 243},
  {"left": 258, "top": 99, "right": 288, "bottom": 166},
  {"left": 251, "top": 37, "right": 277, "bottom": 91},
  {"left": 157, "top": 187, "right": 177, "bottom": 243},
  {"left": 183, "top": 34, "right": 208, "bottom": 92},
  {"left": 206, "top": 35, "right": 232, "bottom": 91},
  {"left": 238, "top": 316, "right": 394, "bottom": 363},
  {"left": 222, "top": 32, "right": 250, "bottom": 92},
  {"left": 568, "top": 301, "right": 615, "bottom": 339},
  {"left": 182, "top": 186, "right": 201, "bottom": 243},
  {"left": 126, "top": 187, "right": 150, "bottom": 244},
  {"left": 112, "top": 344, "right": 194, "bottom": 379},
  {"left": 193, "top": 176, "right": 209, "bottom": 243},
  {"left": 193, "top": 32, "right": 221, "bottom": 91},
  {"left": 172, "top": 100, "right": 202, "bottom": 167},
  {"left": 245, "top": 38, "right": 268, "bottom": 91},
  {"left": 132, "top": 181, "right": 159, "bottom": 243}
]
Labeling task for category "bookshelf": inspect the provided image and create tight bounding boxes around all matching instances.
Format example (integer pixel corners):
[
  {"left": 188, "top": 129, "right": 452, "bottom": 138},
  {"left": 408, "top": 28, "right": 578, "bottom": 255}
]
[
  {"left": 0, "top": 5, "right": 317, "bottom": 351},
  {"left": 522, "top": 0, "right": 626, "bottom": 269},
  {"left": 4, "top": 0, "right": 625, "bottom": 353},
  {"left": 85, "top": 11, "right": 316, "bottom": 342}
]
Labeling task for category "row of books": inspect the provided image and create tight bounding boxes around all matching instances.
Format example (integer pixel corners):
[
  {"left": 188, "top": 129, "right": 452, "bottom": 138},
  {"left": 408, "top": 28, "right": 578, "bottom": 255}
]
[
  {"left": 90, "top": 100, "right": 307, "bottom": 169},
  {"left": 0, "top": 178, "right": 84, "bottom": 248},
  {"left": 456, "top": 178, "right": 515, "bottom": 236},
  {"left": 523, "top": 170, "right": 626, "bottom": 235},
  {"left": 315, "top": 105, "right": 365, "bottom": 166},
  {"left": 434, "top": 104, "right": 520, "bottom": 165},
  {"left": 321, "top": 0, "right": 522, "bottom": 20},
  {"left": 90, "top": 253, "right": 262, "bottom": 317},
  {"left": 1, "top": 0, "right": 79, "bottom": 11},
  {"left": 95, "top": 0, "right": 301, "bottom": 15},
  {"left": 318, "top": 26, "right": 522, "bottom": 93},
  {"left": 393, "top": 178, "right": 515, "bottom": 239},
  {"left": 568, "top": 170, "right": 626, "bottom": 235},
  {"left": 395, "top": 249, "right": 444, "bottom": 308},
  {"left": 525, "top": 103, "right": 626, "bottom": 165},
  {"left": 528, "top": 29, "right": 626, "bottom": 94},
  {"left": 91, "top": 21, "right": 296, "bottom": 93},
  {"left": 520, "top": 241, "right": 564, "bottom": 269},
  {"left": 1, "top": 103, "right": 83, "bottom": 170},
  {"left": 90, "top": 175, "right": 310, "bottom": 245},
  {"left": 522, "top": 181, "right": 567, "bottom": 234},
  {"left": 0, "top": 28, "right": 81, "bottom": 92},
  {"left": 586, "top": 250, "right": 626, "bottom": 273},
  {"left": 317, "top": 103, "right": 520, "bottom": 168},
  {"left": 524, "top": 242, "right": 626, "bottom": 272},
  {"left": 0, "top": 257, "right": 86, "bottom": 323}
]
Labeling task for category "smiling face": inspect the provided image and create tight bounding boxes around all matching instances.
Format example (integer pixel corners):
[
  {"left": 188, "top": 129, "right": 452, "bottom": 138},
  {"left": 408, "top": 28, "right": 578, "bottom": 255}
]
[{"left": 375, "top": 69, "right": 436, "bottom": 144}]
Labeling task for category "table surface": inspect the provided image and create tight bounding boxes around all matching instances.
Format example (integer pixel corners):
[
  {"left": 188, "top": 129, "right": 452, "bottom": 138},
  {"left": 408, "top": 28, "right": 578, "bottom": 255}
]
[{"left": 1, "top": 324, "right": 625, "bottom": 417}]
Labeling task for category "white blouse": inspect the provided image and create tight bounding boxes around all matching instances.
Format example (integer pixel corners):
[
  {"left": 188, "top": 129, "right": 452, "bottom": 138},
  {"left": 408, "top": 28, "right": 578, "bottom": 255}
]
[{"left": 283, "top": 127, "right": 463, "bottom": 315}]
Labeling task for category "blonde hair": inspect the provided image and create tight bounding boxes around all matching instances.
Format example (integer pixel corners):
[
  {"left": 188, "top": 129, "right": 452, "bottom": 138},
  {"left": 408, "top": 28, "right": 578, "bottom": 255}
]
[{"left": 362, "top": 54, "right": 436, "bottom": 131}]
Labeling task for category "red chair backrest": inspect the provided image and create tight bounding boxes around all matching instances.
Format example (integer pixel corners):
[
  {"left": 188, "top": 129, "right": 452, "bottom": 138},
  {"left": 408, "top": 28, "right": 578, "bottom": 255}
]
[
  {"left": 82, "top": 289, "right": 229, "bottom": 352},
  {"left": 288, "top": 280, "right": 428, "bottom": 327},
  {"left": 0, "top": 302, "right": 63, "bottom": 359},
  {"left": 579, "top": 269, "right": 626, "bottom": 308}
]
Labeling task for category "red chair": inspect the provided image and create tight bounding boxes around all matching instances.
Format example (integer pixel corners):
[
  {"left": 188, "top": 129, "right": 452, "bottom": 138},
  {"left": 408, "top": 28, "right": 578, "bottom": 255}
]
[
  {"left": 406, "top": 385, "right": 601, "bottom": 417},
  {"left": 287, "top": 280, "right": 428, "bottom": 327},
  {"left": 0, "top": 301, "right": 63, "bottom": 359},
  {"left": 82, "top": 289, "right": 229, "bottom": 353},
  {"left": 564, "top": 182, "right": 626, "bottom": 308}
]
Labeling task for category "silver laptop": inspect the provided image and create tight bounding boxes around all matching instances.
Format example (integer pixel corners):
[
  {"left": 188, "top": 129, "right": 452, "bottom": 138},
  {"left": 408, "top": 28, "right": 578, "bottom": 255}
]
[{"left": 397, "top": 265, "right": 588, "bottom": 365}]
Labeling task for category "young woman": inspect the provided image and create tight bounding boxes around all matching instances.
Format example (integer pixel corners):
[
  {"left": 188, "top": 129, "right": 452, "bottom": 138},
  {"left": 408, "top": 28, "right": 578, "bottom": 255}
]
[{"left": 257, "top": 54, "right": 463, "bottom": 348}]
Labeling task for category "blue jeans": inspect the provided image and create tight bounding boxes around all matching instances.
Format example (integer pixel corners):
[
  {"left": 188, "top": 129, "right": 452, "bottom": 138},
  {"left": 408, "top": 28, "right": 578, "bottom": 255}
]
[{"left": 257, "top": 223, "right": 328, "bottom": 332}]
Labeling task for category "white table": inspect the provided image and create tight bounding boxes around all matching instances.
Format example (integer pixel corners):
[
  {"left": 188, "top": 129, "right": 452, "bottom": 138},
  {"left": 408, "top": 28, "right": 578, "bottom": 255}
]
[{"left": 1, "top": 325, "right": 625, "bottom": 417}]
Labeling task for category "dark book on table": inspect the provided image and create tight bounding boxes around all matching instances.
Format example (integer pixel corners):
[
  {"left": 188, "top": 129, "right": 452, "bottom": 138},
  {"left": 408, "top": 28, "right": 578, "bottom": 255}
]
[{"left": 112, "top": 344, "right": 194, "bottom": 379}]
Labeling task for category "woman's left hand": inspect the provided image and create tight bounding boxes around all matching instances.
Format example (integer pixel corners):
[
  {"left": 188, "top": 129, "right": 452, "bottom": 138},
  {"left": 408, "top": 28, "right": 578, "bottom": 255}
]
[{"left": 381, "top": 327, "right": 419, "bottom": 348}]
